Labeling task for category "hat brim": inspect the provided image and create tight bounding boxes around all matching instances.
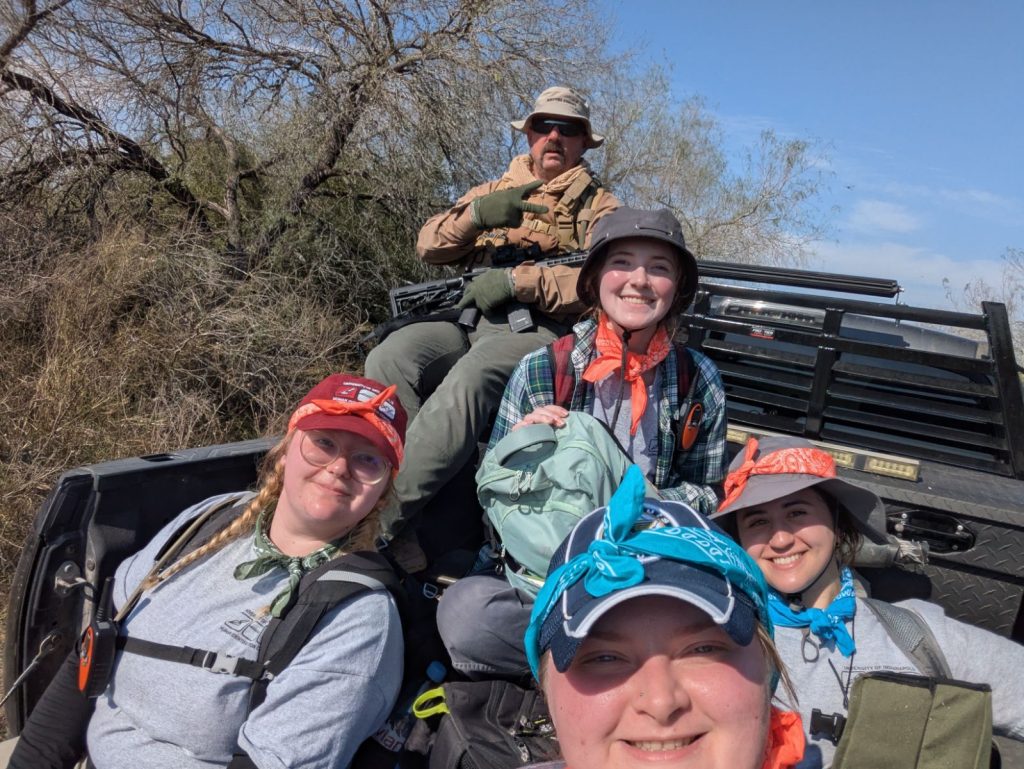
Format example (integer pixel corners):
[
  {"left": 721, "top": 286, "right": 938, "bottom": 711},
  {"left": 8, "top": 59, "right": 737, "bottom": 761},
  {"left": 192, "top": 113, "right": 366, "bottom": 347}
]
[
  {"left": 292, "top": 414, "right": 399, "bottom": 470},
  {"left": 511, "top": 113, "right": 604, "bottom": 149},
  {"left": 712, "top": 474, "right": 888, "bottom": 544}
]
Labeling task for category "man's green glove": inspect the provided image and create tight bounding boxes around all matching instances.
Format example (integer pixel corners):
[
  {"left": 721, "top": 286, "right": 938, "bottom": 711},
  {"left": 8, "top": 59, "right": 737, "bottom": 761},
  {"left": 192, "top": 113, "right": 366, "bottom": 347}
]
[
  {"left": 470, "top": 180, "right": 550, "bottom": 229},
  {"left": 456, "top": 269, "right": 515, "bottom": 313}
]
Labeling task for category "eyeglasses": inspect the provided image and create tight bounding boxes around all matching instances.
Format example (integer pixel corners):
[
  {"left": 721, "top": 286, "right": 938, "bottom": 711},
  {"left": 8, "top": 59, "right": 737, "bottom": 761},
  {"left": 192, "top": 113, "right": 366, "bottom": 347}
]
[
  {"left": 299, "top": 431, "right": 391, "bottom": 485},
  {"left": 531, "top": 118, "right": 584, "bottom": 138}
]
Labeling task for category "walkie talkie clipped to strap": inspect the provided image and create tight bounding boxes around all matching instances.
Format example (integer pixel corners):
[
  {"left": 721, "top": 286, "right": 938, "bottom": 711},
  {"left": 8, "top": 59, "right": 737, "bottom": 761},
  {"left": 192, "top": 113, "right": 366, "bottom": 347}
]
[{"left": 78, "top": 577, "right": 118, "bottom": 697}]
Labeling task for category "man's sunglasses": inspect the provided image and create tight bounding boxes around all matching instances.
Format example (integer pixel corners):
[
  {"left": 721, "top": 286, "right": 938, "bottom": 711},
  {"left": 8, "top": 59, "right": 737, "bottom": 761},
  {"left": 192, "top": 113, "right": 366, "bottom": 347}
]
[{"left": 531, "top": 118, "right": 585, "bottom": 138}]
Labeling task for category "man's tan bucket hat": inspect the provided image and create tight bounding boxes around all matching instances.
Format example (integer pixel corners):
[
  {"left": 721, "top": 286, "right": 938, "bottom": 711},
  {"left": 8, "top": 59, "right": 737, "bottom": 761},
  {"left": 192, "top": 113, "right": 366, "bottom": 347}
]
[{"left": 510, "top": 86, "right": 604, "bottom": 148}]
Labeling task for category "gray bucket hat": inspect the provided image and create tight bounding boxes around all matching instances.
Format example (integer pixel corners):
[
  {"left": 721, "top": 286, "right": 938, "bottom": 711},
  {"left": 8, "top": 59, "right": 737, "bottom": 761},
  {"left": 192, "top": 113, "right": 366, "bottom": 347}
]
[
  {"left": 711, "top": 435, "right": 889, "bottom": 544},
  {"left": 576, "top": 206, "right": 699, "bottom": 314},
  {"left": 510, "top": 86, "right": 604, "bottom": 148}
]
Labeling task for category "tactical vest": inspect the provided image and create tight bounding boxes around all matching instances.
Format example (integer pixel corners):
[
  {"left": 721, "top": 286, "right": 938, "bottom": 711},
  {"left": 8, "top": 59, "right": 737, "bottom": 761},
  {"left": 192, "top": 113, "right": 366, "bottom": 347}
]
[{"left": 474, "top": 169, "right": 604, "bottom": 255}]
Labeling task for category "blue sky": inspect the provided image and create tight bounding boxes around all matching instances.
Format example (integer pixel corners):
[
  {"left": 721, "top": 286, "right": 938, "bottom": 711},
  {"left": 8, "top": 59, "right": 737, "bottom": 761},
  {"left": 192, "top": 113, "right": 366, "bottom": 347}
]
[{"left": 602, "top": 0, "right": 1023, "bottom": 309}]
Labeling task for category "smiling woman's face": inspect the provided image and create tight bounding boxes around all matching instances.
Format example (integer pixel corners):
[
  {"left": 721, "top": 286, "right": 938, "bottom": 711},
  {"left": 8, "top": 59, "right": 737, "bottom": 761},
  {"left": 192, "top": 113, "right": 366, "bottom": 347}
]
[
  {"left": 542, "top": 595, "right": 770, "bottom": 769},
  {"left": 274, "top": 429, "right": 389, "bottom": 545},
  {"left": 735, "top": 488, "right": 839, "bottom": 607}
]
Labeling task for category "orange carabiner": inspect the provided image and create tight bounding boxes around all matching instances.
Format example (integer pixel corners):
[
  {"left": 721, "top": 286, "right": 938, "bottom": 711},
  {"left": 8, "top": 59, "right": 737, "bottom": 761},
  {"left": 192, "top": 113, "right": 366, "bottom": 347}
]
[{"left": 680, "top": 402, "right": 703, "bottom": 451}]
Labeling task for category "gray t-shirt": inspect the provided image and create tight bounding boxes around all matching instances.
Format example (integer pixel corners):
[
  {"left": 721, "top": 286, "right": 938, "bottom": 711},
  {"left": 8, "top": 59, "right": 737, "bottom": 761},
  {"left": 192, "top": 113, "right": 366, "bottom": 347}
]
[
  {"left": 590, "top": 367, "right": 661, "bottom": 479},
  {"left": 776, "top": 596, "right": 1024, "bottom": 769},
  {"left": 86, "top": 493, "right": 404, "bottom": 769}
]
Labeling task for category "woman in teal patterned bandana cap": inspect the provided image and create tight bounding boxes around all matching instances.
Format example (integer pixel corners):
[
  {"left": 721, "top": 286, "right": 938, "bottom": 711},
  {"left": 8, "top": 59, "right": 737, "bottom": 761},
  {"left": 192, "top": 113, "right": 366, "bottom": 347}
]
[
  {"left": 524, "top": 465, "right": 806, "bottom": 769},
  {"left": 11, "top": 374, "right": 409, "bottom": 769}
]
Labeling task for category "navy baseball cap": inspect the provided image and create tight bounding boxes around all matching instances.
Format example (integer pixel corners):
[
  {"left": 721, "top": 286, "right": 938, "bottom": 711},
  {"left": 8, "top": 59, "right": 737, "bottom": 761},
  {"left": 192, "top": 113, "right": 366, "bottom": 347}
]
[{"left": 526, "top": 470, "right": 770, "bottom": 676}]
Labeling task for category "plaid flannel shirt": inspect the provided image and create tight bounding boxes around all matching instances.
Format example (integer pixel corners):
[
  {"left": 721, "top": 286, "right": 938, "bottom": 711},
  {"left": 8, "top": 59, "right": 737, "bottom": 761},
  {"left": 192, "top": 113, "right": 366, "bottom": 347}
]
[{"left": 489, "top": 319, "right": 727, "bottom": 515}]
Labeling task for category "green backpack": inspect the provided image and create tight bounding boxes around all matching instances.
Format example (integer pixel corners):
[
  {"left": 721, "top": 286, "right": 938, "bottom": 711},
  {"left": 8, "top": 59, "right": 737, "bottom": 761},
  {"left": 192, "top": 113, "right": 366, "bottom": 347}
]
[
  {"left": 831, "top": 672, "right": 993, "bottom": 769},
  {"left": 476, "top": 412, "right": 658, "bottom": 595}
]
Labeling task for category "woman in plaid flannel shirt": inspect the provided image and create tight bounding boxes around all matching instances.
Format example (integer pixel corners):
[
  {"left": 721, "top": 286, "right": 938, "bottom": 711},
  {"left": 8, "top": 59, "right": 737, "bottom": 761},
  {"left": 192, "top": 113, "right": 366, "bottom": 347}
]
[{"left": 436, "top": 207, "right": 729, "bottom": 680}]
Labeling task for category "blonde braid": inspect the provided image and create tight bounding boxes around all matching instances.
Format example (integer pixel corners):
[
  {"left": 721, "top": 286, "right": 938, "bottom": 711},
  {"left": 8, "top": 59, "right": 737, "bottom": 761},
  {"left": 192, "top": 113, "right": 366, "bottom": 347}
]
[{"left": 140, "top": 435, "right": 290, "bottom": 592}]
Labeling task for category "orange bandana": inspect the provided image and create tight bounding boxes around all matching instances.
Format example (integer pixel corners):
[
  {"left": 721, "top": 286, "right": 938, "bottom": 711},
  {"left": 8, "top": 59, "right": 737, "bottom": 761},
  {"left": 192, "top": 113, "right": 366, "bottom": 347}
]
[
  {"left": 762, "top": 708, "right": 806, "bottom": 769},
  {"left": 287, "top": 384, "right": 405, "bottom": 466},
  {"left": 581, "top": 317, "right": 672, "bottom": 436},
  {"left": 720, "top": 438, "right": 835, "bottom": 512}
]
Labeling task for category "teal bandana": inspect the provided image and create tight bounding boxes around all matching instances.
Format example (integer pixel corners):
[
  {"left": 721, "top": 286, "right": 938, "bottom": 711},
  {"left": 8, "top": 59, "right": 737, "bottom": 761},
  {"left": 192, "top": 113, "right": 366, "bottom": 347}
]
[
  {"left": 233, "top": 510, "right": 344, "bottom": 617},
  {"left": 768, "top": 565, "right": 858, "bottom": 656},
  {"left": 524, "top": 465, "right": 772, "bottom": 677}
]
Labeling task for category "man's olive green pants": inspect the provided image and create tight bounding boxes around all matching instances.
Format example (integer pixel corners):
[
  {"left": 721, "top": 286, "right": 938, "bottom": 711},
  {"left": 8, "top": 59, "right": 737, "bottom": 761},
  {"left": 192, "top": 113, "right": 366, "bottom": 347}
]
[{"left": 364, "top": 308, "right": 567, "bottom": 539}]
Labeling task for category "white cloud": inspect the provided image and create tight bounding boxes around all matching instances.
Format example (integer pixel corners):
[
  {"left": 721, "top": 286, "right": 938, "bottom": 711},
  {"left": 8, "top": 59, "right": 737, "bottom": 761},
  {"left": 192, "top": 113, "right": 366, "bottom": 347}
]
[
  {"left": 811, "top": 240, "right": 1004, "bottom": 310},
  {"left": 846, "top": 200, "right": 922, "bottom": 234},
  {"left": 874, "top": 182, "right": 1024, "bottom": 228}
]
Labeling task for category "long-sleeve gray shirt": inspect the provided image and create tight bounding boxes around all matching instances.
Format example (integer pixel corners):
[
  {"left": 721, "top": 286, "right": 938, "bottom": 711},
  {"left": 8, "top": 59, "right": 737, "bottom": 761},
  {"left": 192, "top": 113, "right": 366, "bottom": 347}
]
[{"left": 776, "top": 596, "right": 1024, "bottom": 769}]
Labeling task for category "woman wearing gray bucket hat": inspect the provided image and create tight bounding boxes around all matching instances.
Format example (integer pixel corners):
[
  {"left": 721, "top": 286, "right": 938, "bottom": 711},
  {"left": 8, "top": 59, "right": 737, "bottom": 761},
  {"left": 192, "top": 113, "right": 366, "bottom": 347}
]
[
  {"left": 713, "top": 435, "right": 1024, "bottom": 769},
  {"left": 489, "top": 205, "right": 725, "bottom": 513},
  {"left": 434, "top": 207, "right": 728, "bottom": 679},
  {"left": 522, "top": 466, "right": 805, "bottom": 769}
]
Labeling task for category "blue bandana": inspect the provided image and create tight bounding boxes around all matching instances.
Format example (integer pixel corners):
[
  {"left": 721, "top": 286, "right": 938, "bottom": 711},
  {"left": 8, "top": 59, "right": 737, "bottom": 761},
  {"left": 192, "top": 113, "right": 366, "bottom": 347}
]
[
  {"left": 525, "top": 466, "right": 771, "bottom": 678},
  {"left": 768, "top": 566, "right": 857, "bottom": 656}
]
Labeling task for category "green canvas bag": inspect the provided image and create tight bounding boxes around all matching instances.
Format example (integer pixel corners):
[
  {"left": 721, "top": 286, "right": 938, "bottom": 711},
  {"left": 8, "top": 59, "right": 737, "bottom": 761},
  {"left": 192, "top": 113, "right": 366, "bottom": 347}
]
[
  {"left": 476, "top": 412, "right": 658, "bottom": 595},
  {"left": 831, "top": 671, "right": 993, "bottom": 769}
]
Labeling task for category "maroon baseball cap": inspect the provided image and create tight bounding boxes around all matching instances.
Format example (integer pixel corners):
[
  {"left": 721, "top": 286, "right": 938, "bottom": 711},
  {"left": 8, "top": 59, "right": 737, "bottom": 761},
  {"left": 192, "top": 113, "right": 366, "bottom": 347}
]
[{"left": 288, "top": 374, "right": 407, "bottom": 468}]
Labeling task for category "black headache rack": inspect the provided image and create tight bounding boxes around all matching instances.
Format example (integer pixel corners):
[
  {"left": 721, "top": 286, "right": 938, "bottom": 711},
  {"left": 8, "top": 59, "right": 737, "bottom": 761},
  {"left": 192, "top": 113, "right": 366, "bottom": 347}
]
[
  {"left": 679, "top": 266, "right": 1024, "bottom": 481},
  {"left": 682, "top": 264, "right": 1024, "bottom": 647}
]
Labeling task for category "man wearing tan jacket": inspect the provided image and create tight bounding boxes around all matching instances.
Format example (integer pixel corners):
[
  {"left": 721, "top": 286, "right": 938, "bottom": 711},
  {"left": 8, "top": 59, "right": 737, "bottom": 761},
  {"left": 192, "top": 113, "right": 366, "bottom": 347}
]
[{"left": 365, "top": 86, "right": 619, "bottom": 548}]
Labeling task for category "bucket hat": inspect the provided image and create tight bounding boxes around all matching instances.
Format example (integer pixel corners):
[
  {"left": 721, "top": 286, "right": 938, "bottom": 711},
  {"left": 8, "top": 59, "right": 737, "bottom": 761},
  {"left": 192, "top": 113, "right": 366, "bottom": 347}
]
[
  {"left": 576, "top": 206, "right": 699, "bottom": 314},
  {"left": 510, "top": 86, "right": 604, "bottom": 148},
  {"left": 287, "top": 374, "right": 407, "bottom": 469},
  {"left": 712, "top": 436, "right": 888, "bottom": 544}
]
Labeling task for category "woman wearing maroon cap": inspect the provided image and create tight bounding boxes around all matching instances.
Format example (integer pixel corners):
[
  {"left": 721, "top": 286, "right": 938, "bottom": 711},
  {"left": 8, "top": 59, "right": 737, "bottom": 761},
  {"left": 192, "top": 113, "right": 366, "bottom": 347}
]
[{"left": 11, "top": 375, "right": 409, "bottom": 769}]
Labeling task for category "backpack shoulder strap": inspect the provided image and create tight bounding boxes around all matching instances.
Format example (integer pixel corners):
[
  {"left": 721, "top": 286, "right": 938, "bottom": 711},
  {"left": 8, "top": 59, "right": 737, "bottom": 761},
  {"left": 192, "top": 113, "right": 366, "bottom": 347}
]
[
  {"left": 547, "top": 333, "right": 579, "bottom": 409},
  {"left": 117, "top": 492, "right": 250, "bottom": 622},
  {"left": 571, "top": 179, "right": 603, "bottom": 249},
  {"left": 675, "top": 343, "right": 694, "bottom": 398},
  {"left": 248, "top": 551, "right": 402, "bottom": 711},
  {"left": 153, "top": 492, "right": 252, "bottom": 564},
  {"left": 861, "top": 597, "right": 951, "bottom": 678}
]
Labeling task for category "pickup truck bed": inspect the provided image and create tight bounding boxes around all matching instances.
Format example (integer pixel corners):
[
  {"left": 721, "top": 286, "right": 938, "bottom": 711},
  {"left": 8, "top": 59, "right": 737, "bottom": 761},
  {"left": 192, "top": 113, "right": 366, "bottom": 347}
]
[{"left": 5, "top": 261, "right": 1023, "bottom": 763}]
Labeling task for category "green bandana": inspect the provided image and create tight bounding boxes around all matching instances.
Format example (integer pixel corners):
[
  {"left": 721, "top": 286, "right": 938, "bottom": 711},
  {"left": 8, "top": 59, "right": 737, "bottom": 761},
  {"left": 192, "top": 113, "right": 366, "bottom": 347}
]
[{"left": 233, "top": 510, "right": 345, "bottom": 617}]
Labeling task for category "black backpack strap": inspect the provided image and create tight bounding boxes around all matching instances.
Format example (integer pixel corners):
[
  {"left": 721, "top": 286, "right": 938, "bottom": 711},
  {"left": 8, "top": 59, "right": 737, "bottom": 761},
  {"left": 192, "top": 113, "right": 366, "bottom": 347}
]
[
  {"left": 116, "top": 493, "right": 251, "bottom": 624},
  {"left": 547, "top": 332, "right": 579, "bottom": 409},
  {"left": 862, "top": 597, "right": 951, "bottom": 678},
  {"left": 152, "top": 493, "right": 251, "bottom": 564},
  {"left": 116, "top": 636, "right": 266, "bottom": 680},
  {"left": 247, "top": 551, "right": 402, "bottom": 712},
  {"left": 675, "top": 342, "right": 693, "bottom": 395}
]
